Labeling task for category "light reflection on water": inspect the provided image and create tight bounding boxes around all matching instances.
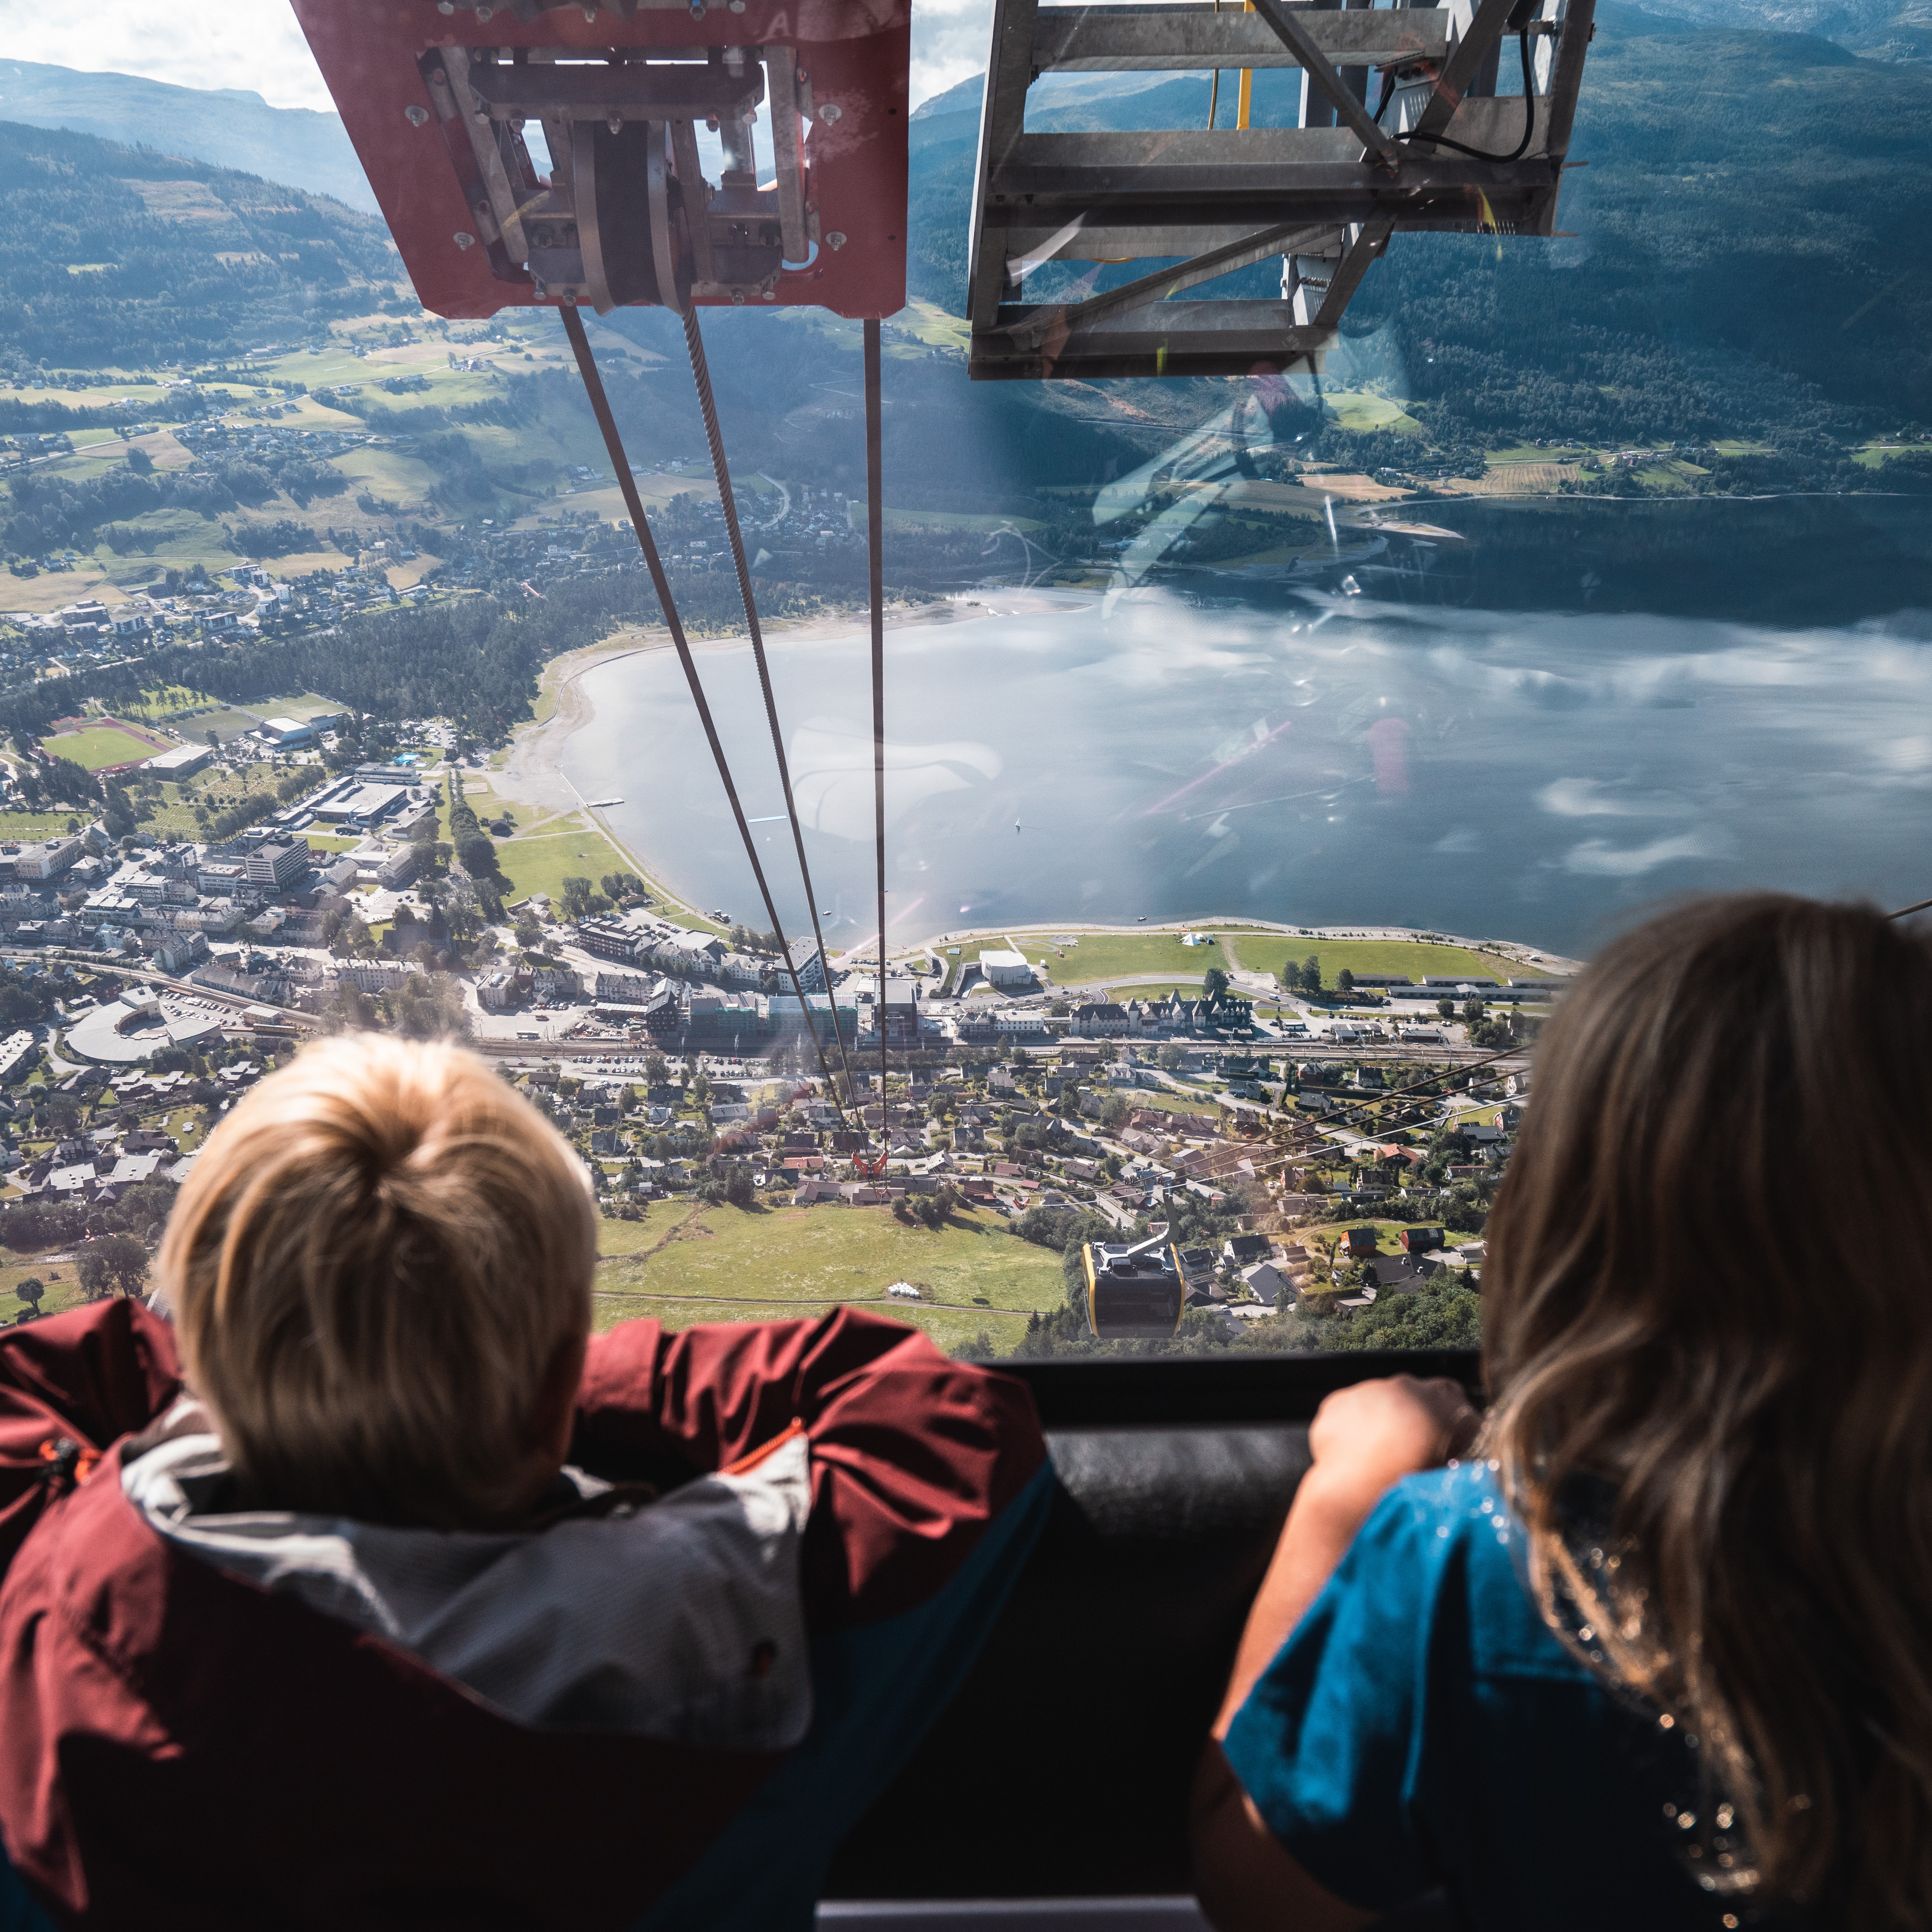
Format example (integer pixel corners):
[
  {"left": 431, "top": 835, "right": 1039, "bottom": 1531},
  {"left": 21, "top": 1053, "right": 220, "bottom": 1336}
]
[{"left": 563, "top": 587, "right": 1932, "bottom": 956}]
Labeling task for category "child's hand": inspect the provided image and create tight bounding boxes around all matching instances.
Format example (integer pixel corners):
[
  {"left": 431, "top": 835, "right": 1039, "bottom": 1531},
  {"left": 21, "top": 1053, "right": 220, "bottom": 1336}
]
[
  {"left": 1308, "top": 1375, "right": 1480, "bottom": 1489},
  {"left": 1212, "top": 1376, "right": 1484, "bottom": 1740}
]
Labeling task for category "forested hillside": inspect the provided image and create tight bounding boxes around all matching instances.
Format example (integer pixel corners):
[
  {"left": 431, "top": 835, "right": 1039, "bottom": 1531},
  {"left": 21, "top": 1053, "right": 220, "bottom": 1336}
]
[{"left": 0, "top": 120, "right": 403, "bottom": 371}]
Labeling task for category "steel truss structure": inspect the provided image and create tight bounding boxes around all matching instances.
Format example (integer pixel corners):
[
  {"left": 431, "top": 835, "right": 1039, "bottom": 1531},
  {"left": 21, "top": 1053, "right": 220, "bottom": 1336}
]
[{"left": 966, "top": 0, "right": 1594, "bottom": 380}]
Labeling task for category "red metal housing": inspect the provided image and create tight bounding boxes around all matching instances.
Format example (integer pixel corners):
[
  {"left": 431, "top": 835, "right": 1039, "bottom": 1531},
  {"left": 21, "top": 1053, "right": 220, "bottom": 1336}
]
[{"left": 290, "top": 0, "right": 909, "bottom": 321}]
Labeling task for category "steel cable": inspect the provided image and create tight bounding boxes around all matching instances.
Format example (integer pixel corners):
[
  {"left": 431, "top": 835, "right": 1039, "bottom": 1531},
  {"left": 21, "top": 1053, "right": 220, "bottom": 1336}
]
[
  {"left": 681, "top": 309, "right": 865, "bottom": 1121},
  {"left": 557, "top": 304, "right": 853, "bottom": 1126},
  {"left": 865, "top": 319, "right": 890, "bottom": 1160}
]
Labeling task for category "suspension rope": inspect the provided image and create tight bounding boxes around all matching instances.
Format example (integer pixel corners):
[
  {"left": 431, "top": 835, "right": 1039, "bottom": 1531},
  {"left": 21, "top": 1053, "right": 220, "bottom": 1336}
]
[
  {"left": 681, "top": 309, "right": 863, "bottom": 1118},
  {"left": 557, "top": 303, "right": 852, "bottom": 1126},
  {"left": 865, "top": 319, "right": 890, "bottom": 1162}
]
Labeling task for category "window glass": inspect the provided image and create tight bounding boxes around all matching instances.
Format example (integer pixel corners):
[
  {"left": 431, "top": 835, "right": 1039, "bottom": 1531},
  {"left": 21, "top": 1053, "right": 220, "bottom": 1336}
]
[{"left": 0, "top": 0, "right": 1906, "bottom": 1363}]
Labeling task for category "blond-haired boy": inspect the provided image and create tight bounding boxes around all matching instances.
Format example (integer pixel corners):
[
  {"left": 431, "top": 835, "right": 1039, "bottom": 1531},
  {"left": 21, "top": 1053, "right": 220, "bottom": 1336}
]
[{"left": 0, "top": 1036, "right": 1049, "bottom": 1931}]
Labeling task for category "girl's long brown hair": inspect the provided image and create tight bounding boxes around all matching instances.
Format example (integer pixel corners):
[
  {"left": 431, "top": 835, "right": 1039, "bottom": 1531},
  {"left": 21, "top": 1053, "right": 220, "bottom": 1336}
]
[{"left": 1484, "top": 894, "right": 1932, "bottom": 1922}]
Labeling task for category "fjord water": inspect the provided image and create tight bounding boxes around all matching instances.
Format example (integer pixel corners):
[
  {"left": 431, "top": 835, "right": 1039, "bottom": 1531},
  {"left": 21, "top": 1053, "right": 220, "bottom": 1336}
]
[{"left": 566, "top": 506, "right": 1932, "bottom": 959}]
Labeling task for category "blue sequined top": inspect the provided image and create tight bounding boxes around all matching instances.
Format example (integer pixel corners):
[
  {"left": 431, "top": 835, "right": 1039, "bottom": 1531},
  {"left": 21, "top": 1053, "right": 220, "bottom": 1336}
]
[{"left": 1222, "top": 1461, "right": 1791, "bottom": 1930}]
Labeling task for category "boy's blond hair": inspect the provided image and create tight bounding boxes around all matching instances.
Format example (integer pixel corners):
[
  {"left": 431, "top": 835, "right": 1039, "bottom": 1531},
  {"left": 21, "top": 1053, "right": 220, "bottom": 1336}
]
[{"left": 158, "top": 1034, "right": 596, "bottom": 1528}]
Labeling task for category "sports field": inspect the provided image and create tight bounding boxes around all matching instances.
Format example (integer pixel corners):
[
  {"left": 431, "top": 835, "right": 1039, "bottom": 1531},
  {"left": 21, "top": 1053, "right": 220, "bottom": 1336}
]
[
  {"left": 590, "top": 1199, "right": 1061, "bottom": 1351},
  {"left": 42, "top": 722, "right": 164, "bottom": 770}
]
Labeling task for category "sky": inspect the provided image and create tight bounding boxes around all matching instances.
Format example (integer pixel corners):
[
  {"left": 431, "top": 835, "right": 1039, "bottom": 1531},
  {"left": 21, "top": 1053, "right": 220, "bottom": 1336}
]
[{"left": 0, "top": 0, "right": 991, "bottom": 115}]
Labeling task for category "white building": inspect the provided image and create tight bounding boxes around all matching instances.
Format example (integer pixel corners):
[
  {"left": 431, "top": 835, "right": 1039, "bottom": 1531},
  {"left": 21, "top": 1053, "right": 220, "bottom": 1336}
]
[
  {"left": 142, "top": 744, "right": 211, "bottom": 779},
  {"left": 0, "top": 1031, "right": 36, "bottom": 1083},
  {"left": 978, "top": 948, "right": 1033, "bottom": 987}
]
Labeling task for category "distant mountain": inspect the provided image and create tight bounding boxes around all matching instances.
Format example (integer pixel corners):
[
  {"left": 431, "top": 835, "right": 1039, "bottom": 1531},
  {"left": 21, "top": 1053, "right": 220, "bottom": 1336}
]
[
  {"left": 1621, "top": 0, "right": 1932, "bottom": 59},
  {"left": 0, "top": 60, "right": 375, "bottom": 213}
]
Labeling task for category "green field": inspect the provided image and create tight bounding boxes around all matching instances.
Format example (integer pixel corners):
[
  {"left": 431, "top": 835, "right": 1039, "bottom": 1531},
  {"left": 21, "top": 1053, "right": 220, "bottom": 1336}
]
[
  {"left": 1223, "top": 935, "right": 1526, "bottom": 987},
  {"left": 974, "top": 930, "right": 1527, "bottom": 996},
  {"left": 0, "top": 810, "right": 86, "bottom": 837},
  {"left": 1322, "top": 389, "right": 1424, "bottom": 436},
  {"left": 43, "top": 724, "right": 162, "bottom": 770},
  {"left": 590, "top": 1199, "right": 1061, "bottom": 1349},
  {"left": 119, "top": 684, "right": 220, "bottom": 722},
  {"left": 1001, "top": 931, "right": 1254, "bottom": 984},
  {"left": 0, "top": 1256, "right": 99, "bottom": 1327},
  {"left": 493, "top": 818, "right": 636, "bottom": 906}
]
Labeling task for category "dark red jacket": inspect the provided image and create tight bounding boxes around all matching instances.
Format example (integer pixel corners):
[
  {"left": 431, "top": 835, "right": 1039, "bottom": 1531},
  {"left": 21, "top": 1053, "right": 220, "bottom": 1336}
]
[{"left": 0, "top": 1301, "right": 1044, "bottom": 1929}]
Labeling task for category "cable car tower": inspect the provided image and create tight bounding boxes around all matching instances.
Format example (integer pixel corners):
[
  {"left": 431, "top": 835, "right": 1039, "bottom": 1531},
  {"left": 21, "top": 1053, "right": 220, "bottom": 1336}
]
[{"left": 967, "top": 0, "right": 1594, "bottom": 379}]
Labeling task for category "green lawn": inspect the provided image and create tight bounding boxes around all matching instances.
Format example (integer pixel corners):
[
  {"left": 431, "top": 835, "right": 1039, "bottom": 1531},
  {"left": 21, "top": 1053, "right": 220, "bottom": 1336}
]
[
  {"left": 1227, "top": 936, "right": 1530, "bottom": 987},
  {"left": 0, "top": 1255, "right": 113, "bottom": 1326},
  {"left": 989, "top": 930, "right": 1527, "bottom": 995},
  {"left": 492, "top": 819, "right": 634, "bottom": 906},
  {"left": 1003, "top": 931, "right": 1254, "bottom": 984},
  {"left": 1322, "top": 390, "right": 1424, "bottom": 436},
  {"left": 590, "top": 1199, "right": 1061, "bottom": 1350},
  {"left": 43, "top": 723, "right": 163, "bottom": 770},
  {"left": 0, "top": 810, "right": 86, "bottom": 837},
  {"left": 119, "top": 683, "right": 219, "bottom": 722}
]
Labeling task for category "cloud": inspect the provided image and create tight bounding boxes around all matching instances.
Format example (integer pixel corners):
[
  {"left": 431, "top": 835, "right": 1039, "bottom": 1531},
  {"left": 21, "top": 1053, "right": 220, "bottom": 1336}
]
[
  {"left": 788, "top": 718, "right": 1001, "bottom": 843},
  {"left": 1, "top": 4, "right": 983, "bottom": 120},
  {"left": 1562, "top": 832, "right": 1725, "bottom": 877},
  {"left": 0, "top": 1, "right": 334, "bottom": 110},
  {"left": 908, "top": 0, "right": 994, "bottom": 109},
  {"left": 1536, "top": 777, "right": 1682, "bottom": 819}
]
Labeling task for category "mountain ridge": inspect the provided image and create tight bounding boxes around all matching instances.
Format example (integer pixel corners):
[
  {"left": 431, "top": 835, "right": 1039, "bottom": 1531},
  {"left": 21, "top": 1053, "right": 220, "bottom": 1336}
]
[{"left": 0, "top": 59, "right": 375, "bottom": 214}]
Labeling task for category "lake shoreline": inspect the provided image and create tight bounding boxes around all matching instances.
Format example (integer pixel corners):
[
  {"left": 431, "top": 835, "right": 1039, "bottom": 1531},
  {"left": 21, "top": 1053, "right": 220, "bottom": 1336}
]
[{"left": 499, "top": 586, "right": 1091, "bottom": 937}]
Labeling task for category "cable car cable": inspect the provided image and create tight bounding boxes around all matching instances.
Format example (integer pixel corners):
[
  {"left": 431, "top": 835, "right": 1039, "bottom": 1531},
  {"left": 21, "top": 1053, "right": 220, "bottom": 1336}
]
[
  {"left": 556, "top": 303, "right": 853, "bottom": 1126},
  {"left": 865, "top": 318, "right": 891, "bottom": 1158},
  {"left": 680, "top": 309, "right": 865, "bottom": 1118}
]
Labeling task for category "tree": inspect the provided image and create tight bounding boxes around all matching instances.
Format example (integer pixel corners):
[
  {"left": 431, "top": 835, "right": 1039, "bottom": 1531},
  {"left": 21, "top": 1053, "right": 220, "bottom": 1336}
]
[
  {"left": 1302, "top": 954, "right": 1322, "bottom": 992},
  {"left": 1461, "top": 996, "right": 1485, "bottom": 1027},
  {"left": 77, "top": 1233, "right": 148, "bottom": 1301},
  {"left": 644, "top": 1049, "right": 669, "bottom": 1087},
  {"left": 1337, "top": 968, "right": 1355, "bottom": 994},
  {"left": 559, "top": 875, "right": 594, "bottom": 921},
  {"left": 14, "top": 1278, "right": 43, "bottom": 1319},
  {"left": 1202, "top": 966, "right": 1230, "bottom": 1006},
  {"left": 1437, "top": 996, "right": 1456, "bottom": 1021}
]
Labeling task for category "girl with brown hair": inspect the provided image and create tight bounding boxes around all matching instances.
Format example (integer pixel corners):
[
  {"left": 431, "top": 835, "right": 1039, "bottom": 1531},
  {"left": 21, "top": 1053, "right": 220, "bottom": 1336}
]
[{"left": 1192, "top": 894, "right": 1932, "bottom": 1929}]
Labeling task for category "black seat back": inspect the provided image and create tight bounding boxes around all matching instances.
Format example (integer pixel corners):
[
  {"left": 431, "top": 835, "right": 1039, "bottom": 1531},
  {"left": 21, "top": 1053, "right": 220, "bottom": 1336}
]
[{"left": 826, "top": 1351, "right": 1479, "bottom": 1901}]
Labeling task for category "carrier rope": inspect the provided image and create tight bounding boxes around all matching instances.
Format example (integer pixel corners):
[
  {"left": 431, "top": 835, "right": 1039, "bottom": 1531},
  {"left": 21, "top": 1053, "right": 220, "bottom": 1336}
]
[
  {"left": 681, "top": 309, "right": 864, "bottom": 1118},
  {"left": 557, "top": 305, "right": 852, "bottom": 1125},
  {"left": 865, "top": 319, "right": 891, "bottom": 1165}
]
